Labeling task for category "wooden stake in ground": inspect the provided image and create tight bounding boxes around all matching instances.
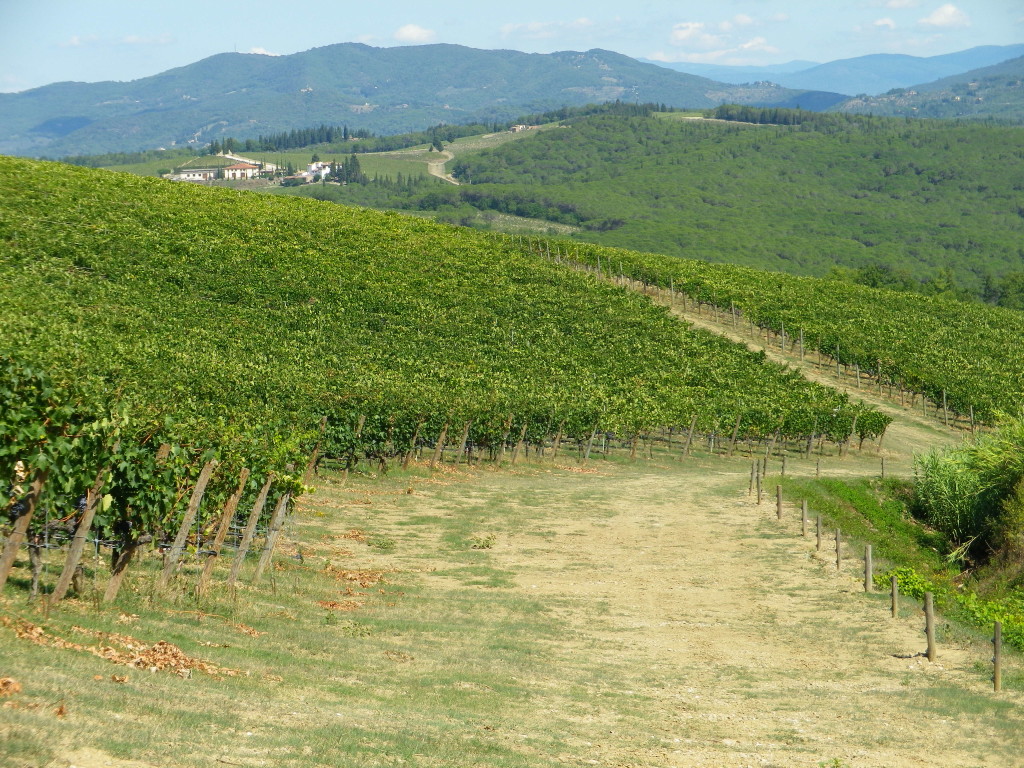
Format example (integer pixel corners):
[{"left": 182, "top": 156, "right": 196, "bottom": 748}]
[
  {"left": 50, "top": 467, "right": 106, "bottom": 602},
  {"left": 583, "top": 424, "right": 599, "bottom": 462},
  {"left": 158, "top": 460, "right": 218, "bottom": 588},
  {"left": 253, "top": 491, "right": 291, "bottom": 583},
  {"left": 197, "top": 467, "right": 250, "bottom": 596},
  {"left": 402, "top": 418, "right": 425, "bottom": 469},
  {"left": 510, "top": 422, "right": 528, "bottom": 466},
  {"left": 302, "top": 416, "right": 328, "bottom": 485},
  {"left": 226, "top": 474, "right": 274, "bottom": 588},
  {"left": 454, "top": 421, "right": 472, "bottom": 465},
  {"left": 816, "top": 515, "right": 822, "bottom": 551},
  {"left": 864, "top": 544, "right": 873, "bottom": 592},
  {"left": 891, "top": 575, "right": 899, "bottom": 618},
  {"left": 835, "top": 528, "right": 842, "bottom": 570},
  {"left": 0, "top": 469, "right": 49, "bottom": 591},
  {"left": 429, "top": 423, "right": 449, "bottom": 470},
  {"left": 341, "top": 415, "right": 367, "bottom": 485},
  {"left": 924, "top": 592, "right": 937, "bottom": 662},
  {"left": 801, "top": 499, "right": 808, "bottom": 536},
  {"left": 993, "top": 621, "right": 1003, "bottom": 692},
  {"left": 776, "top": 485, "right": 783, "bottom": 520},
  {"left": 682, "top": 415, "right": 697, "bottom": 457}
]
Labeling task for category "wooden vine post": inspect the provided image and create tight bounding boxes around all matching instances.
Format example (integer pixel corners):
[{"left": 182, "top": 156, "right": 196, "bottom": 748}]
[
  {"left": 158, "top": 460, "right": 218, "bottom": 588},
  {"left": 226, "top": 474, "right": 274, "bottom": 588},
  {"left": 453, "top": 421, "right": 472, "bottom": 465},
  {"left": 801, "top": 499, "right": 808, "bottom": 536},
  {"left": 924, "top": 592, "right": 937, "bottom": 662},
  {"left": 403, "top": 418, "right": 425, "bottom": 469},
  {"left": 510, "top": 422, "right": 529, "bottom": 466},
  {"left": 775, "top": 485, "right": 783, "bottom": 520},
  {"left": 429, "top": 422, "right": 449, "bottom": 469},
  {"left": 864, "top": 545, "right": 873, "bottom": 592},
  {"left": 50, "top": 467, "right": 107, "bottom": 603},
  {"left": 253, "top": 491, "right": 291, "bottom": 583},
  {"left": 0, "top": 469, "right": 49, "bottom": 591},
  {"left": 681, "top": 415, "right": 698, "bottom": 457},
  {"left": 727, "top": 412, "right": 742, "bottom": 456},
  {"left": 302, "top": 416, "right": 328, "bottom": 486},
  {"left": 341, "top": 414, "right": 367, "bottom": 485},
  {"left": 583, "top": 424, "right": 599, "bottom": 463},
  {"left": 993, "top": 621, "right": 1003, "bottom": 692},
  {"left": 835, "top": 528, "right": 842, "bottom": 570},
  {"left": 197, "top": 467, "right": 250, "bottom": 596},
  {"left": 891, "top": 575, "right": 899, "bottom": 618}
]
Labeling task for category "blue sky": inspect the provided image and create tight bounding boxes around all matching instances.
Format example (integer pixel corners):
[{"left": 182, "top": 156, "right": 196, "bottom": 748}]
[{"left": 0, "top": 1, "right": 1021, "bottom": 92}]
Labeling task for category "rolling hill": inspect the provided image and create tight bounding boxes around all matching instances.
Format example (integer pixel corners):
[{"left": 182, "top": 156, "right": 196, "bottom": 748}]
[
  {"left": 297, "top": 107, "right": 1024, "bottom": 292},
  {"left": 648, "top": 44, "right": 1024, "bottom": 97},
  {"left": 837, "top": 55, "right": 1024, "bottom": 121},
  {"left": 0, "top": 43, "right": 836, "bottom": 158}
]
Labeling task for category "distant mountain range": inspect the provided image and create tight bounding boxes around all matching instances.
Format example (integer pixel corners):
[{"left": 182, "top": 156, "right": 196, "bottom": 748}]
[
  {"left": 2, "top": 42, "right": 1021, "bottom": 159},
  {"left": 646, "top": 44, "right": 1024, "bottom": 96},
  {"left": 0, "top": 43, "right": 843, "bottom": 157},
  {"left": 836, "top": 55, "right": 1024, "bottom": 120}
]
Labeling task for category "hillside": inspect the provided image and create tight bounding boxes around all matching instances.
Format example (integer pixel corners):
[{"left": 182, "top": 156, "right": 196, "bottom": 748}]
[
  {"left": 311, "top": 108, "right": 1024, "bottom": 291},
  {"left": 0, "top": 155, "right": 889, "bottom": 484},
  {"left": 0, "top": 44, "right": 831, "bottom": 158},
  {"left": 648, "top": 44, "right": 1024, "bottom": 97},
  {"left": 838, "top": 55, "right": 1024, "bottom": 121}
]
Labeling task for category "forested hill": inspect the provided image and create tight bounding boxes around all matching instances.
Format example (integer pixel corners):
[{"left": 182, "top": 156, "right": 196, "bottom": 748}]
[
  {"left": 330, "top": 109, "right": 1024, "bottom": 295},
  {"left": 0, "top": 43, "right": 836, "bottom": 158}
]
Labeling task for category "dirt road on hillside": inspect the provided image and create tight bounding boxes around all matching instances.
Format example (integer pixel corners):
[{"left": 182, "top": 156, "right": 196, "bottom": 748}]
[{"left": 383, "top": 460, "right": 1021, "bottom": 767}]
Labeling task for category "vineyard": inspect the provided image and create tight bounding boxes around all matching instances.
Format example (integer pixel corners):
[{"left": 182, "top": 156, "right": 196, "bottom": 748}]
[
  {"left": 560, "top": 240, "right": 1024, "bottom": 426},
  {"left": 0, "top": 157, "right": 889, "bottom": 599}
]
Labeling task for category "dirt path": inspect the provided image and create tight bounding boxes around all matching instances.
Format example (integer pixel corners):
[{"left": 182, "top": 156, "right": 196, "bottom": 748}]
[
  {"left": 426, "top": 150, "right": 458, "bottom": 184},
  {"left": 392, "top": 460, "right": 1023, "bottom": 767},
  {"left": 632, "top": 286, "right": 965, "bottom": 466}
]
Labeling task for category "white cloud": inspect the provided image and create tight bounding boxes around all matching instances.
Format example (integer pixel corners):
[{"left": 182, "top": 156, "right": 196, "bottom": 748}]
[
  {"left": 248, "top": 47, "right": 280, "bottom": 56},
  {"left": 874, "top": 17, "right": 897, "bottom": 29},
  {"left": 669, "top": 22, "right": 725, "bottom": 50},
  {"left": 394, "top": 24, "right": 436, "bottom": 44},
  {"left": 58, "top": 34, "right": 99, "bottom": 48},
  {"left": 918, "top": 4, "right": 970, "bottom": 28},
  {"left": 738, "top": 37, "right": 779, "bottom": 54},
  {"left": 886, "top": 0, "right": 920, "bottom": 7},
  {"left": 719, "top": 14, "right": 755, "bottom": 32},
  {"left": 652, "top": 34, "right": 778, "bottom": 65}
]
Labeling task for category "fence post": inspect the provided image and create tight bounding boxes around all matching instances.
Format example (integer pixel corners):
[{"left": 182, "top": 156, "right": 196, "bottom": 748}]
[
  {"left": 776, "top": 485, "right": 783, "bottom": 520},
  {"left": 816, "top": 515, "right": 822, "bottom": 551},
  {"left": 924, "top": 592, "right": 937, "bottom": 662},
  {"left": 158, "top": 460, "right": 218, "bottom": 588},
  {"left": 891, "top": 575, "right": 899, "bottom": 618},
  {"left": 993, "top": 621, "right": 1003, "bottom": 692},
  {"left": 801, "top": 499, "right": 808, "bottom": 536},
  {"left": 756, "top": 473, "right": 762, "bottom": 505},
  {"left": 864, "top": 545, "right": 873, "bottom": 592},
  {"left": 749, "top": 462, "right": 756, "bottom": 496},
  {"left": 835, "top": 528, "right": 842, "bottom": 570}
]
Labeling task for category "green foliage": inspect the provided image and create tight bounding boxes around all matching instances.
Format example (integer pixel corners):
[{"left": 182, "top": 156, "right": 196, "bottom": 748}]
[
  {"left": 562, "top": 239, "right": 1023, "bottom": 425},
  {"left": 375, "top": 111, "right": 1024, "bottom": 291},
  {"left": 1, "top": 156, "right": 883, "bottom": 562},
  {"left": 914, "top": 415, "right": 1024, "bottom": 546},
  {"left": 874, "top": 566, "right": 933, "bottom": 599}
]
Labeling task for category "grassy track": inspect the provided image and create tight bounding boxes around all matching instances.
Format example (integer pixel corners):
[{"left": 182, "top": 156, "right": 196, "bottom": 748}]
[{"left": 3, "top": 434, "right": 1022, "bottom": 767}]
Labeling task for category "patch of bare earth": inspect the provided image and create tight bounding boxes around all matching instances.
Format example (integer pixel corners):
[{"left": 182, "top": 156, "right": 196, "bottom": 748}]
[{"left": 466, "top": 464, "right": 1022, "bottom": 766}]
